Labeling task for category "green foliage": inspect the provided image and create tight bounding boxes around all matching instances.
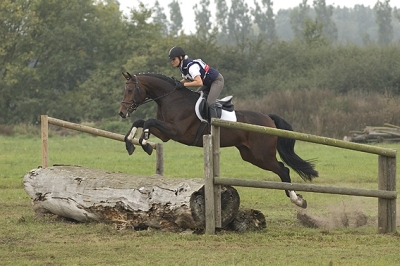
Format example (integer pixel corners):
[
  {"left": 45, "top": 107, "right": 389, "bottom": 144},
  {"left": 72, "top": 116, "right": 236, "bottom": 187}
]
[
  {"left": 194, "top": 0, "right": 212, "bottom": 38},
  {"left": 252, "top": 0, "right": 276, "bottom": 41},
  {"left": 1, "top": 0, "right": 400, "bottom": 129},
  {"left": 235, "top": 89, "right": 400, "bottom": 138},
  {"left": 290, "top": 0, "right": 310, "bottom": 39},
  {"left": 215, "top": 0, "right": 229, "bottom": 38},
  {"left": 168, "top": 0, "right": 183, "bottom": 36},
  {"left": 153, "top": 1, "right": 169, "bottom": 36},
  {"left": 227, "top": 0, "right": 252, "bottom": 45},
  {"left": 374, "top": 0, "right": 393, "bottom": 45},
  {"left": 313, "top": 0, "right": 338, "bottom": 41},
  {"left": 98, "top": 119, "right": 131, "bottom": 134},
  {"left": 301, "top": 17, "right": 328, "bottom": 46}
]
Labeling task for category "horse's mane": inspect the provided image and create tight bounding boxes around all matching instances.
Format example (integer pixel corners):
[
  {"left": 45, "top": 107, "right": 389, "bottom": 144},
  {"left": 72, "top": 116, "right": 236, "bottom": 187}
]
[{"left": 138, "top": 73, "right": 178, "bottom": 87}]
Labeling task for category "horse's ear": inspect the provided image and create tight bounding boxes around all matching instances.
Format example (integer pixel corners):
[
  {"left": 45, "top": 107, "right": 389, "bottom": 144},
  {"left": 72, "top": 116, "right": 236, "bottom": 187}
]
[{"left": 122, "top": 72, "right": 131, "bottom": 80}]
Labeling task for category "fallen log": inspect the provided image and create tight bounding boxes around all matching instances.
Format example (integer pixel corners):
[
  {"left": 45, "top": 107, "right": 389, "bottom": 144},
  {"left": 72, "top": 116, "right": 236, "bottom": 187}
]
[
  {"left": 23, "top": 165, "right": 265, "bottom": 232},
  {"left": 345, "top": 124, "right": 400, "bottom": 143}
]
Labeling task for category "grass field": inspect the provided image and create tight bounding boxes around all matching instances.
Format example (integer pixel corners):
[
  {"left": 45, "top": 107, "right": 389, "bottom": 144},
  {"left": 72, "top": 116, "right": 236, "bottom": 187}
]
[{"left": 1, "top": 132, "right": 399, "bottom": 265}]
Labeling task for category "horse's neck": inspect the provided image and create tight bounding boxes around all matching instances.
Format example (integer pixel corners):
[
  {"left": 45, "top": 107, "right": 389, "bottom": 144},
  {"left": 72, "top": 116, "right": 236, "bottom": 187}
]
[
  {"left": 142, "top": 76, "right": 197, "bottom": 103},
  {"left": 141, "top": 77, "right": 174, "bottom": 99}
]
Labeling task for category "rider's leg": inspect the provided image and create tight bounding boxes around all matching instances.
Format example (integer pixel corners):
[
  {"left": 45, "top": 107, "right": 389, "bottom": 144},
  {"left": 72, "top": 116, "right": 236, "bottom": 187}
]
[
  {"left": 206, "top": 74, "right": 224, "bottom": 105},
  {"left": 207, "top": 74, "right": 224, "bottom": 119}
]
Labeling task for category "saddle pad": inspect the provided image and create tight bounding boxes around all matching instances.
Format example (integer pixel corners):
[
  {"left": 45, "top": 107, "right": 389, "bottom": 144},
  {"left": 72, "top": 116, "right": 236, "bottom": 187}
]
[{"left": 195, "top": 92, "right": 237, "bottom": 122}]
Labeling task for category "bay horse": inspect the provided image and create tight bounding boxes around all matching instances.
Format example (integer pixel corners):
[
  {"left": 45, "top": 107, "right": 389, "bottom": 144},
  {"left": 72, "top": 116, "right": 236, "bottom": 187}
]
[{"left": 118, "top": 72, "right": 318, "bottom": 208}]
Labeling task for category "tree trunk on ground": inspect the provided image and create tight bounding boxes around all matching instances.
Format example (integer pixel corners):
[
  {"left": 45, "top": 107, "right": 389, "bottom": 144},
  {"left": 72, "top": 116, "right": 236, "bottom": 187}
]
[{"left": 23, "top": 165, "right": 266, "bottom": 232}]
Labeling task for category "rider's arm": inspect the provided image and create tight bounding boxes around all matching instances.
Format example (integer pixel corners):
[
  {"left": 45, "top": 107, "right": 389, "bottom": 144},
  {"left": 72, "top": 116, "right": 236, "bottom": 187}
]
[
  {"left": 183, "top": 75, "right": 202, "bottom": 87},
  {"left": 182, "top": 64, "right": 203, "bottom": 87}
]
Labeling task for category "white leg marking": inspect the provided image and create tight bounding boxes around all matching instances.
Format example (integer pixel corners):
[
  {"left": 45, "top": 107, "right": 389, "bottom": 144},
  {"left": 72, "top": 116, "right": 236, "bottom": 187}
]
[
  {"left": 289, "top": 190, "right": 299, "bottom": 203},
  {"left": 289, "top": 190, "right": 304, "bottom": 207},
  {"left": 127, "top": 127, "right": 137, "bottom": 141},
  {"left": 143, "top": 129, "right": 150, "bottom": 140}
]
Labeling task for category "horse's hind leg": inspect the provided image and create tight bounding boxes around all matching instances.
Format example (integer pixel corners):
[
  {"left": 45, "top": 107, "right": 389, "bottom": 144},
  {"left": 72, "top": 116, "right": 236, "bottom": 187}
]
[
  {"left": 278, "top": 162, "right": 307, "bottom": 208},
  {"left": 237, "top": 146, "right": 307, "bottom": 208}
]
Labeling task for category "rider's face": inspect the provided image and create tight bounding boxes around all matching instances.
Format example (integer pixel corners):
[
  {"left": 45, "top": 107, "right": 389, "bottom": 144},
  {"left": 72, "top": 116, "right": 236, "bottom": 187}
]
[{"left": 170, "top": 57, "right": 180, "bottom": 67}]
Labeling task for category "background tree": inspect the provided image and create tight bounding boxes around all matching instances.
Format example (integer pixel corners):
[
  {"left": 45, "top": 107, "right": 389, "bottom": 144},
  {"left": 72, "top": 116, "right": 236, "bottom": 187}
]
[
  {"left": 290, "top": 0, "right": 311, "bottom": 39},
  {"left": 302, "top": 17, "right": 327, "bottom": 46},
  {"left": 215, "top": 0, "right": 229, "bottom": 43},
  {"left": 168, "top": 0, "right": 183, "bottom": 36},
  {"left": 153, "top": 0, "right": 169, "bottom": 36},
  {"left": 227, "top": 0, "right": 253, "bottom": 46},
  {"left": 194, "top": 0, "right": 212, "bottom": 38},
  {"left": 0, "top": 0, "right": 39, "bottom": 124},
  {"left": 252, "top": 0, "right": 276, "bottom": 41},
  {"left": 394, "top": 7, "right": 400, "bottom": 22},
  {"left": 351, "top": 5, "right": 377, "bottom": 45},
  {"left": 313, "top": 0, "right": 338, "bottom": 42},
  {"left": 374, "top": 0, "right": 393, "bottom": 45}
]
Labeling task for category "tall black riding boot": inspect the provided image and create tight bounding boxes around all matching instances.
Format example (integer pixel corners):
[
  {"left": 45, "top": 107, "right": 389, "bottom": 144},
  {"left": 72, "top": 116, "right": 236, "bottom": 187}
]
[{"left": 208, "top": 103, "right": 218, "bottom": 121}]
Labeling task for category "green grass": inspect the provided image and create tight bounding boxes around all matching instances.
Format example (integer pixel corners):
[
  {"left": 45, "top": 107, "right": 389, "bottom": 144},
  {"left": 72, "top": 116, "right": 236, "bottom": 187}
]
[{"left": 1, "top": 134, "right": 400, "bottom": 265}]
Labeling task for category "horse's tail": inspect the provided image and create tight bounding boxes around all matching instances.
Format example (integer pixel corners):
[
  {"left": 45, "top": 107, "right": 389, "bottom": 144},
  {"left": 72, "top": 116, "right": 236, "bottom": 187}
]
[{"left": 269, "top": 114, "right": 319, "bottom": 181}]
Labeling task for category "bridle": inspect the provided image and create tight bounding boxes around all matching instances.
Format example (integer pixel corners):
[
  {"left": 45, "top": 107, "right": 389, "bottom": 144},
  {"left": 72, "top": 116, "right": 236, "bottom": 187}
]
[
  {"left": 121, "top": 74, "right": 178, "bottom": 114},
  {"left": 121, "top": 74, "right": 142, "bottom": 113}
]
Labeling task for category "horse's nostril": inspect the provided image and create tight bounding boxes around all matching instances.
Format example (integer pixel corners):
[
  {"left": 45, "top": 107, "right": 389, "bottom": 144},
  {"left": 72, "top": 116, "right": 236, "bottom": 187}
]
[{"left": 119, "top": 112, "right": 126, "bottom": 118}]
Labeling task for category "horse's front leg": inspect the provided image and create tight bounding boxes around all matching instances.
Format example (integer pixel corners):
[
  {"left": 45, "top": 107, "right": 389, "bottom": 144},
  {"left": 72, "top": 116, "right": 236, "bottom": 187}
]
[
  {"left": 124, "top": 119, "right": 145, "bottom": 155},
  {"left": 139, "top": 118, "right": 175, "bottom": 155}
]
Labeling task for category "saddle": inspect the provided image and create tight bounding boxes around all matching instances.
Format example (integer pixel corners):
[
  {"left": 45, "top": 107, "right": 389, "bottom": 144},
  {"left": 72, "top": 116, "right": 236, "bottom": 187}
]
[
  {"left": 195, "top": 92, "right": 235, "bottom": 123},
  {"left": 191, "top": 92, "right": 236, "bottom": 146}
]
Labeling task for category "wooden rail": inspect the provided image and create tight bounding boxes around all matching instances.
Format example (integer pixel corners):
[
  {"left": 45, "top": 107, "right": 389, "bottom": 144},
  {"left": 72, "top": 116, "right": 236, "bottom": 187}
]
[
  {"left": 40, "top": 115, "right": 164, "bottom": 175},
  {"left": 204, "top": 118, "right": 397, "bottom": 235},
  {"left": 212, "top": 119, "right": 397, "bottom": 157}
]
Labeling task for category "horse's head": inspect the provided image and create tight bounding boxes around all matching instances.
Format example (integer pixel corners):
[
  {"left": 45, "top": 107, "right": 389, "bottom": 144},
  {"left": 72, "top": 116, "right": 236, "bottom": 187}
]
[{"left": 119, "top": 72, "right": 147, "bottom": 118}]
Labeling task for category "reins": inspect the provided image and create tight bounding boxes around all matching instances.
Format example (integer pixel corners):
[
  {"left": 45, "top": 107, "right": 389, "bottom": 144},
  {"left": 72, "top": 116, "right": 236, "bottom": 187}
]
[{"left": 121, "top": 74, "right": 178, "bottom": 113}]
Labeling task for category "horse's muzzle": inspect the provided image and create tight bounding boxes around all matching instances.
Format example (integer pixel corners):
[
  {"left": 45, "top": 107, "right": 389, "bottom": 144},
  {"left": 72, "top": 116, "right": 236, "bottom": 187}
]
[{"left": 119, "top": 109, "right": 131, "bottom": 118}]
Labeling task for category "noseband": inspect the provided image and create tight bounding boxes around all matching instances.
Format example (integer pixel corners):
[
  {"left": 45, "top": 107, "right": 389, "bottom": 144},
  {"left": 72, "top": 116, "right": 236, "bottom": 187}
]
[{"left": 121, "top": 74, "right": 179, "bottom": 114}]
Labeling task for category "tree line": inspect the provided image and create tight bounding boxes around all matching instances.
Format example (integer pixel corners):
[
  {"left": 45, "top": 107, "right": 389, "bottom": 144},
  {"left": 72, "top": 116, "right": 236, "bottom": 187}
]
[{"left": 1, "top": 0, "right": 400, "bottom": 127}]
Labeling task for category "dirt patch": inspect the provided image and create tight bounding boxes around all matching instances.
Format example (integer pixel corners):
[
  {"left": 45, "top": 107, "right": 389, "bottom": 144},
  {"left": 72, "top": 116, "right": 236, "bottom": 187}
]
[
  {"left": 297, "top": 201, "right": 400, "bottom": 228},
  {"left": 297, "top": 200, "right": 400, "bottom": 229},
  {"left": 297, "top": 209, "right": 369, "bottom": 228}
]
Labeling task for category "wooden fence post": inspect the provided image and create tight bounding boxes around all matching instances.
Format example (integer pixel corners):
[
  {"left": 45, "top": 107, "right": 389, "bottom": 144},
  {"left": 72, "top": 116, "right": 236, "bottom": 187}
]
[
  {"left": 378, "top": 155, "right": 397, "bottom": 233},
  {"left": 155, "top": 143, "right": 164, "bottom": 176},
  {"left": 203, "top": 134, "right": 215, "bottom": 235},
  {"left": 41, "top": 115, "right": 49, "bottom": 168},
  {"left": 212, "top": 122, "right": 222, "bottom": 228}
]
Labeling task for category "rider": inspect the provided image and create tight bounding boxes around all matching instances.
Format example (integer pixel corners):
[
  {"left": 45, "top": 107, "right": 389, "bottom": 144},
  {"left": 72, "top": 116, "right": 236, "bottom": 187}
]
[{"left": 168, "top": 46, "right": 224, "bottom": 119}]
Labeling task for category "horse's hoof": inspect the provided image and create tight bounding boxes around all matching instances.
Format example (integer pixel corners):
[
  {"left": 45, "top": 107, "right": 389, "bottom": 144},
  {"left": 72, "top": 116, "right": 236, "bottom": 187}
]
[
  {"left": 300, "top": 199, "right": 307, "bottom": 209},
  {"left": 125, "top": 141, "right": 135, "bottom": 155},
  {"left": 290, "top": 193, "right": 307, "bottom": 209},
  {"left": 142, "top": 143, "right": 153, "bottom": 155},
  {"left": 297, "top": 194, "right": 307, "bottom": 208}
]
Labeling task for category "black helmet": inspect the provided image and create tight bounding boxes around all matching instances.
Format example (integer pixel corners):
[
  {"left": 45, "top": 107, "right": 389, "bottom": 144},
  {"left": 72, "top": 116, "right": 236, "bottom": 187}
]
[{"left": 168, "top": 46, "right": 185, "bottom": 59}]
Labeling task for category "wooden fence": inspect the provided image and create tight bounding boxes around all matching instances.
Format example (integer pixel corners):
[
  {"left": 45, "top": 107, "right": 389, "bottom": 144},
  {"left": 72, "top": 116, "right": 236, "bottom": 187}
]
[
  {"left": 40, "top": 115, "right": 164, "bottom": 175},
  {"left": 203, "top": 119, "right": 397, "bottom": 234}
]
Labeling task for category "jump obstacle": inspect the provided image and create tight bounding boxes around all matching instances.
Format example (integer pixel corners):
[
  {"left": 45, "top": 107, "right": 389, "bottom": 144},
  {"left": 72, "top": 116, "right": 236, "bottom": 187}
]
[
  {"left": 39, "top": 115, "right": 397, "bottom": 234},
  {"left": 203, "top": 119, "right": 397, "bottom": 235},
  {"left": 40, "top": 115, "right": 164, "bottom": 175}
]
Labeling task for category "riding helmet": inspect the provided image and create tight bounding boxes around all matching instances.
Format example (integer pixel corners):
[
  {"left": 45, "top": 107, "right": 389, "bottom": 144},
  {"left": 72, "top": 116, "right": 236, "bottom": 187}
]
[{"left": 168, "top": 46, "right": 185, "bottom": 59}]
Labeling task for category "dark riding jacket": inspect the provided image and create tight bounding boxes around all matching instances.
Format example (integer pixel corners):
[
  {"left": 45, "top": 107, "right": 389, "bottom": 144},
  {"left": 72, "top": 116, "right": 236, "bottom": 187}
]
[{"left": 180, "top": 58, "right": 219, "bottom": 88}]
